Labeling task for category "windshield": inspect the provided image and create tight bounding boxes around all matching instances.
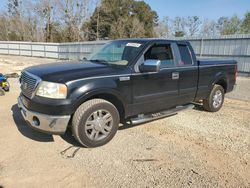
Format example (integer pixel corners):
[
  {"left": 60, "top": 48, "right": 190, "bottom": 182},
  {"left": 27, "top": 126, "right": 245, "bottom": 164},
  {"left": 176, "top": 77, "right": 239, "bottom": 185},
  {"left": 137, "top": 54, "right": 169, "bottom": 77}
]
[{"left": 90, "top": 40, "right": 145, "bottom": 66}]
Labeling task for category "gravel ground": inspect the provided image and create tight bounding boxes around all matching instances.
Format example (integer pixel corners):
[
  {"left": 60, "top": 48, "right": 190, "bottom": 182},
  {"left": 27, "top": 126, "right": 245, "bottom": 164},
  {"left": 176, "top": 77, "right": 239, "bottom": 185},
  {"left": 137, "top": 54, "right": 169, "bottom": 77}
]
[
  {"left": 0, "top": 55, "right": 59, "bottom": 74},
  {"left": 0, "top": 56, "right": 249, "bottom": 188},
  {"left": 227, "top": 77, "right": 250, "bottom": 101}
]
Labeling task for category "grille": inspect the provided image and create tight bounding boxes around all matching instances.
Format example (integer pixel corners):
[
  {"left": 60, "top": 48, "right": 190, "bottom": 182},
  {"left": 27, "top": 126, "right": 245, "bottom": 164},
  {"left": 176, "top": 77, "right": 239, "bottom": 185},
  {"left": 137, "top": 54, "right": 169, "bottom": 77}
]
[{"left": 20, "top": 71, "right": 40, "bottom": 99}]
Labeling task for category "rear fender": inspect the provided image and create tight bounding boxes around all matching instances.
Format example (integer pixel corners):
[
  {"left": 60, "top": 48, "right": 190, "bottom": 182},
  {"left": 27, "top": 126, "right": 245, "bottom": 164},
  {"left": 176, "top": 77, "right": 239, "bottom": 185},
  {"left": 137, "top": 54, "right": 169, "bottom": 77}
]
[{"left": 210, "top": 72, "right": 228, "bottom": 93}]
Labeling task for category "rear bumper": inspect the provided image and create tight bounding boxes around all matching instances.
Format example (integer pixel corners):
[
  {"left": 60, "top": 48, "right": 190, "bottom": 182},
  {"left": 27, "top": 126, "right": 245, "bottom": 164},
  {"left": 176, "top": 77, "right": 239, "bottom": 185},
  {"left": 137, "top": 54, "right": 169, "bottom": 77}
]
[{"left": 17, "top": 96, "right": 71, "bottom": 135}]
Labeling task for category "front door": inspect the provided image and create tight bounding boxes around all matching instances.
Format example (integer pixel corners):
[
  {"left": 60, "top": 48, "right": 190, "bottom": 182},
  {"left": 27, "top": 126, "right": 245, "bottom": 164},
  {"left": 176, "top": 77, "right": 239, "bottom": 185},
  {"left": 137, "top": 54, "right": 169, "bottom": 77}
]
[
  {"left": 131, "top": 42, "right": 180, "bottom": 115},
  {"left": 175, "top": 43, "right": 198, "bottom": 105}
]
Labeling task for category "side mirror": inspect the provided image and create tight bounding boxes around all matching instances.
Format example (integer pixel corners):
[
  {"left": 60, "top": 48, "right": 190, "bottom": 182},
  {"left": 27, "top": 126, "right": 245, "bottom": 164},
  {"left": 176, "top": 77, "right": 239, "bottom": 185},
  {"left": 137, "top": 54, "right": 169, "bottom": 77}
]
[{"left": 139, "top": 59, "right": 161, "bottom": 73}]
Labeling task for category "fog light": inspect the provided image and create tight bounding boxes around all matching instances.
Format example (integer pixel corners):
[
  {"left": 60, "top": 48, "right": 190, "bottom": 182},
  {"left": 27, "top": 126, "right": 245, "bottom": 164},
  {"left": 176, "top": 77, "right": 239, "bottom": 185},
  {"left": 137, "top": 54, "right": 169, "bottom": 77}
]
[{"left": 32, "top": 116, "right": 40, "bottom": 126}]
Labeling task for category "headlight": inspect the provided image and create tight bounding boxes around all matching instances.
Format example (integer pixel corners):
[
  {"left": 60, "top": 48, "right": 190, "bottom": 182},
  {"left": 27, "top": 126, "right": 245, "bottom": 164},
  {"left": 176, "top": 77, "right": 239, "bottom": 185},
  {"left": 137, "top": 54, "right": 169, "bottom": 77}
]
[{"left": 36, "top": 81, "right": 67, "bottom": 99}]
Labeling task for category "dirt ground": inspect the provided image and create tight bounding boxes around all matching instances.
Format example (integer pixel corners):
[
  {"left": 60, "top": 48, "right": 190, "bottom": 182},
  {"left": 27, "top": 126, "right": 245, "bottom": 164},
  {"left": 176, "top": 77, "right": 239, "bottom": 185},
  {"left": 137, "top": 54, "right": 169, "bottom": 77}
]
[
  {"left": 0, "top": 55, "right": 59, "bottom": 74},
  {"left": 0, "top": 55, "right": 250, "bottom": 188}
]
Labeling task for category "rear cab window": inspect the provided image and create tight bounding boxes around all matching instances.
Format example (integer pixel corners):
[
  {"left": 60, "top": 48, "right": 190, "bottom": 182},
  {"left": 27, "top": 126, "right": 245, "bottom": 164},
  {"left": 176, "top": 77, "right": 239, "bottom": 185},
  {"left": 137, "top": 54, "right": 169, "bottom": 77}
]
[{"left": 177, "top": 44, "right": 193, "bottom": 66}]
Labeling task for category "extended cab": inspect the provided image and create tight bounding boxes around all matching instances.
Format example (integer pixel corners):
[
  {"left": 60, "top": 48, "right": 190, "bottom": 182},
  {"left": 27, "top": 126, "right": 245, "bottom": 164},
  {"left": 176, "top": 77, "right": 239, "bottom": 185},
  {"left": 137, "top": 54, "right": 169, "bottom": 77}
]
[{"left": 18, "top": 39, "right": 237, "bottom": 147}]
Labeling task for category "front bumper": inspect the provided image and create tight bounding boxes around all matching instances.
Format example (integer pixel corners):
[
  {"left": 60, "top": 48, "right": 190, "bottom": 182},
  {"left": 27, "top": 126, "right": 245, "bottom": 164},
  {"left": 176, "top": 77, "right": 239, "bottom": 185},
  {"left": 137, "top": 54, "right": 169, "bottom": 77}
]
[{"left": 17, "top": 96, "right": 71, "bottom": 135}]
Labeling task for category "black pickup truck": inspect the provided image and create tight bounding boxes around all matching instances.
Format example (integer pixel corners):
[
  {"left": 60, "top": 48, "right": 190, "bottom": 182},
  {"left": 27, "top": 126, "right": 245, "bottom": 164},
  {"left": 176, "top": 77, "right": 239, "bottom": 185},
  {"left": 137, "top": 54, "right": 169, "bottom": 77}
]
[{"left": 18, "top": 39, "right": 237, "bottom": 147}]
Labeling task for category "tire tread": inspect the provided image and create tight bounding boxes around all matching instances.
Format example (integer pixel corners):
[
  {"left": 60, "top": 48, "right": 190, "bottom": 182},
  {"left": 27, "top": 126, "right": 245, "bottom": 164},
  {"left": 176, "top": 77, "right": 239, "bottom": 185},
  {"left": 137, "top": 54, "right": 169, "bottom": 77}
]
[{"left": 203, "top": 84, "right": 225, "bottom": 112}]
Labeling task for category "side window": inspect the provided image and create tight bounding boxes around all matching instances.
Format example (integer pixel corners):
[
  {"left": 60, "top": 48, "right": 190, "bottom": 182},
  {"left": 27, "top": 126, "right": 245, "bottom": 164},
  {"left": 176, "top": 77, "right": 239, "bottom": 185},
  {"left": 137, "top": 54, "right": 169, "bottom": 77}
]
[
  {"left": 177, "top": 45, "right": 193, "bottom": 66},
  {"left": 144, "top": 44, "right": 175, "bottom": 68}
]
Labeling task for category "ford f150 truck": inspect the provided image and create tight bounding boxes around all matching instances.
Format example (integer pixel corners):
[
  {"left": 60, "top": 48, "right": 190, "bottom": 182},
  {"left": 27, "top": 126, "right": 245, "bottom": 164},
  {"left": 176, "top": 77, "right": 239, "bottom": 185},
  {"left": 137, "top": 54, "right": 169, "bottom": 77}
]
[{"left": 17, "top": 39, "right": 237, "bottom": 147}]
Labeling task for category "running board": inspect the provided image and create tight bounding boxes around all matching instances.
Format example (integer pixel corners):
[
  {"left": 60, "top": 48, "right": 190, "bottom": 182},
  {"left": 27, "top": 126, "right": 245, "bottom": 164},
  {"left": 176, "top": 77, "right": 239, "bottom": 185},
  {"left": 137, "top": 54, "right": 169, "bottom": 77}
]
[{"left": 129, "top": 104, "right": 194, "bottom": 125}]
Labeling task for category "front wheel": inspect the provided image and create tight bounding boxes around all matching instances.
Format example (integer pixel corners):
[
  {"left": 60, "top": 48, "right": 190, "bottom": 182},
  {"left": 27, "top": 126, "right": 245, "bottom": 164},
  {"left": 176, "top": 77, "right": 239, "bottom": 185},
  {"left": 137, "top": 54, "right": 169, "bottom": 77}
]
[
  {"left": 203, "top": 84, "right": 225, "bottom": 112},
  {"left": 72, "top": 99, "right": 120, "bottom": 147}
]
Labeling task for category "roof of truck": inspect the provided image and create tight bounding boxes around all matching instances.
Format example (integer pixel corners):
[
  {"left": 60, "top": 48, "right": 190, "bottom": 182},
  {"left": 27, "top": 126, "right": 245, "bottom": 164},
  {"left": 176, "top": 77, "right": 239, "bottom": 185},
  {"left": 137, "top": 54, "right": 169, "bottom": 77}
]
[{"left": 114, "top": 38, "right": 188, "bottom": 44}]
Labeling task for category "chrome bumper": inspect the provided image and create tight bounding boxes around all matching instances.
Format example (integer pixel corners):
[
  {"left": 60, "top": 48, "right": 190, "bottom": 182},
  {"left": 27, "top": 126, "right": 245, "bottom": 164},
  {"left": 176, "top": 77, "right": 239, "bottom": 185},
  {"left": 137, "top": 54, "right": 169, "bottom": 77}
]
[{"left": 17, "top": 96, "right": 71, "bottom": 135}]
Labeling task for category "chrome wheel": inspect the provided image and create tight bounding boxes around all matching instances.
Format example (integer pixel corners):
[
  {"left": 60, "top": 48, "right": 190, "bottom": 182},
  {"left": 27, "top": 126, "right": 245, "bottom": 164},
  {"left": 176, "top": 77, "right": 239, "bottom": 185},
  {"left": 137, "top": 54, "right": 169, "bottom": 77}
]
[
  {"left": 85, "top": 110, "right": 113, "bottom": 141},
  {"left": 212, "top": 90, "right": 222, "bottom": 109}
]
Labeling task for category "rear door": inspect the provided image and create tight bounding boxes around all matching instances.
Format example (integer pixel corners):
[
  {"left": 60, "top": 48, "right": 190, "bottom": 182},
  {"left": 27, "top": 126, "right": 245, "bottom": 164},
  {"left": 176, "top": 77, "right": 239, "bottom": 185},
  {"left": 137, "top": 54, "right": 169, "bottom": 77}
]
[
  {"left": 131, "top": 42, "right": 180, "bottom": 115},
  {"left": 175, "top": 42, "right": 198, "bottom": 105}
]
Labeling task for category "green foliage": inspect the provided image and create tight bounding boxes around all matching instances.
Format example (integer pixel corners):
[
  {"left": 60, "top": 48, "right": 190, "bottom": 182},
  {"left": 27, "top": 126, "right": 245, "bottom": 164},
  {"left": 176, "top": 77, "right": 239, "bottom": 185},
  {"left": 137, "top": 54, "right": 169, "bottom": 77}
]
[
  {"left": 217, "top": 16, "right": 241, "bottom": 35},
  {"left": 174, "top": 31, "right": 185, "bottom": 37},
  {"left": 84, "top": 0, "right": 158, "bottom": 40},
  {"left": 241, "top": 12, "right": 250, "bottom": 34},
  {"left": 1, "top": 1, "right": 250, "bottom": 42},
  {"left": 171, "top": 17, "right": 186, "bottom": 37}
]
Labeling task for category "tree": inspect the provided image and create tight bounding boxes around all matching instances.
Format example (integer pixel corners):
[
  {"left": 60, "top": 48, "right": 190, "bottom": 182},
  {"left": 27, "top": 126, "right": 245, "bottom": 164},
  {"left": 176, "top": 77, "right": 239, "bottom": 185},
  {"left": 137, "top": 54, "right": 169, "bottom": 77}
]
[
  {"left": 131, "top": 1, "right": 158, "bottom": 37},
  {"left": 154, "top": 17, "right": 170, "bottom": 38},
  {"left": 22, "top": 0, "right": 45, "bottom": 42},
  {"left": 241, "top": 11, "right": 250, "bottom": 34},
  {"left": 1, "top": 1, "right": 250, "bottom": 42},
  {"left": 84, "top": 0, "right": 158, "bottom": 40},
  {"left": 129, "top": 17, "right": 145, "bottom": 38},
  {"left": 7, "top": 0, "right": 22, "bottom": 17},
  {"left": 171, "top": 17, "right": 186, "bottom": 37},
  {"left": 217, "top": 16, "right": 241, "bottom": 35},
  {"left": 228, "top": 15, "right": 241, "bottom": 34},
  {"left": 6, "top": 0, "right": 26, "bottom": 41},
  {"left": 33, "top": 0, "right": 57, "bottom": 42},
  {"left": 57, "top": 0, "right": 93, "bottom": 42},
  {"left": 0, "top": 15, "right": 10, "bottom": 41},
  {"left": 200, "top": 19, "right": 218, "bottom": 37},
  {"left": 186, "top": 16, "right": 201, "bottom": 36}
]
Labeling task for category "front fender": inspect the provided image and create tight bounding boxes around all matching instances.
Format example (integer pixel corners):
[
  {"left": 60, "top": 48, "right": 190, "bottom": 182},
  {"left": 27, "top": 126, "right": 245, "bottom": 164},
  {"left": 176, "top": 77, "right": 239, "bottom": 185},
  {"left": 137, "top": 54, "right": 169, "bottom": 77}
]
[{"left": 67, "top": 78, "right": 130, "bottom": 113}]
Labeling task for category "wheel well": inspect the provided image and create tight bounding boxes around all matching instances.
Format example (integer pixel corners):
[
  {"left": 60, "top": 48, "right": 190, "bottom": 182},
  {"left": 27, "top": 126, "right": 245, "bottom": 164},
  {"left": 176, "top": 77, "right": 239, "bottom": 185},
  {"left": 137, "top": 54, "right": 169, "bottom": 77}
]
[
  {"left": 215, "top": 79, "right": 227, "bottom": 92},
  {"left": 88, "top": 93, "right": 125, "bottom": 121}
]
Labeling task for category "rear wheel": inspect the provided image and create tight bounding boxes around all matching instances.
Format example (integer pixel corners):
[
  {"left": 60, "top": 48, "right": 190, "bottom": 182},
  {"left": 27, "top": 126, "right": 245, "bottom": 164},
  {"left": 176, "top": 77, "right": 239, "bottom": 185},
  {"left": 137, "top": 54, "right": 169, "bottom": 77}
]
[
  {"left": 203, "top": 84, "right": 225, "bottom": 112},
  {"left": 72, "top": 99, "right": 120, "bottom": 147}
]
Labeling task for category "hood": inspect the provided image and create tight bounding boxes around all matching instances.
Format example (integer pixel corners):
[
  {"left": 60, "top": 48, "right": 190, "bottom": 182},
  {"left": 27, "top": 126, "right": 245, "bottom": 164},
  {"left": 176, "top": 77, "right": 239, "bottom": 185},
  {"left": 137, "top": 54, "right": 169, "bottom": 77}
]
[{"left": 24, "top": 60, "right": 127, "bottom": 83}]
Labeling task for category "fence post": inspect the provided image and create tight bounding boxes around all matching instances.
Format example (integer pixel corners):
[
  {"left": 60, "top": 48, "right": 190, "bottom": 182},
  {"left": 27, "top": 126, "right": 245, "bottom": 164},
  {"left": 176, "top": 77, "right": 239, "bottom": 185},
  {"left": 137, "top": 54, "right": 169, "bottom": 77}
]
[
  {"left": 31, "top": 43, "right": 33, "bottom": 57},
  {"left": 200, "top": 38, "right": 204, "bottom": 57},
  {"left": 57, "top": 43, "right": 60, "bottom": 59},
  {"left": 44, "top": 44, "right": 46, "bottom": 58}
]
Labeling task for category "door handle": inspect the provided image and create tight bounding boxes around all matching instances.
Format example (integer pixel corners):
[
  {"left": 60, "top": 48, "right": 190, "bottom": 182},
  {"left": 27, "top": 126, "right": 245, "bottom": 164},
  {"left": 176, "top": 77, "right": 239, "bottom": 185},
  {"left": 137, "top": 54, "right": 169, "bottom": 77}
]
[{"left": 172, "top": 72, "right": 179, "bottom": 80}]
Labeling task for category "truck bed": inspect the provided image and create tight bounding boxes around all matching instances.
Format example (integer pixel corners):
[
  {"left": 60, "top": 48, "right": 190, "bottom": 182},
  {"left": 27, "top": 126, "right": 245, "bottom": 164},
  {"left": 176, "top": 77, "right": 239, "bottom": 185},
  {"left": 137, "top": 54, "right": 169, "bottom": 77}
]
[{"left": 198, "top": 59, "right": 237, "bottom": 66}]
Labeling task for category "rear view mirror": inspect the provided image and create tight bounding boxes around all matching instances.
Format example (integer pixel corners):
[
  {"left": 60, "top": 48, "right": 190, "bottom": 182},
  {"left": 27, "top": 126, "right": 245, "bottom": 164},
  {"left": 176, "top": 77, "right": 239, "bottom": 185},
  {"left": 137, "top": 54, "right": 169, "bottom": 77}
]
[{"left": 139, "top": 59, "right": 161, "bottom": 73}]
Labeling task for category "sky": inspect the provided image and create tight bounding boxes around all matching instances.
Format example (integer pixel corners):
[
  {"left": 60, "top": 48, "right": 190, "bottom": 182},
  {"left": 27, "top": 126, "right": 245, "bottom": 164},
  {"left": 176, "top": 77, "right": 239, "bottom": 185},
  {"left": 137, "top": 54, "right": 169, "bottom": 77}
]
[
  {"left": 0, "top": 0, "right": 249, "bottom": 20},
  {"left": 144, "top": 0, "right": 250, "bottom": 20}
]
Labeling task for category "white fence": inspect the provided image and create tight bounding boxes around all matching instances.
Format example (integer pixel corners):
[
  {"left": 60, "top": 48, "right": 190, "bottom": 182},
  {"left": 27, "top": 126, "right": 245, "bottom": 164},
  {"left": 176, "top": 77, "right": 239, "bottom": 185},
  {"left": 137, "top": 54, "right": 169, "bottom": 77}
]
[
  {"left": 0, "top": 35, "right": 250, "bottom": 73},
  {"left": 0, "top": 41, "right": 60, "bottom": 58},
  {"left": 185, "top": 35, "right": 250, "bottom": 74},
  {"left": 59, "top": 41, "right": 106, "bottom": 60}
]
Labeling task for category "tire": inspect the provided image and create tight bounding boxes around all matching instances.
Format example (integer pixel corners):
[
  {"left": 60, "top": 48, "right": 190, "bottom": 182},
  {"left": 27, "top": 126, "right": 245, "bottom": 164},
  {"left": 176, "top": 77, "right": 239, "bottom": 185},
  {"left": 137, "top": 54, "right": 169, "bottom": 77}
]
[
  {"left": 203, "top": 84, "right": 225, "bottom": 112},
  {"left": 72, "top": 99, "right": 120, "bottom": 147}
]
